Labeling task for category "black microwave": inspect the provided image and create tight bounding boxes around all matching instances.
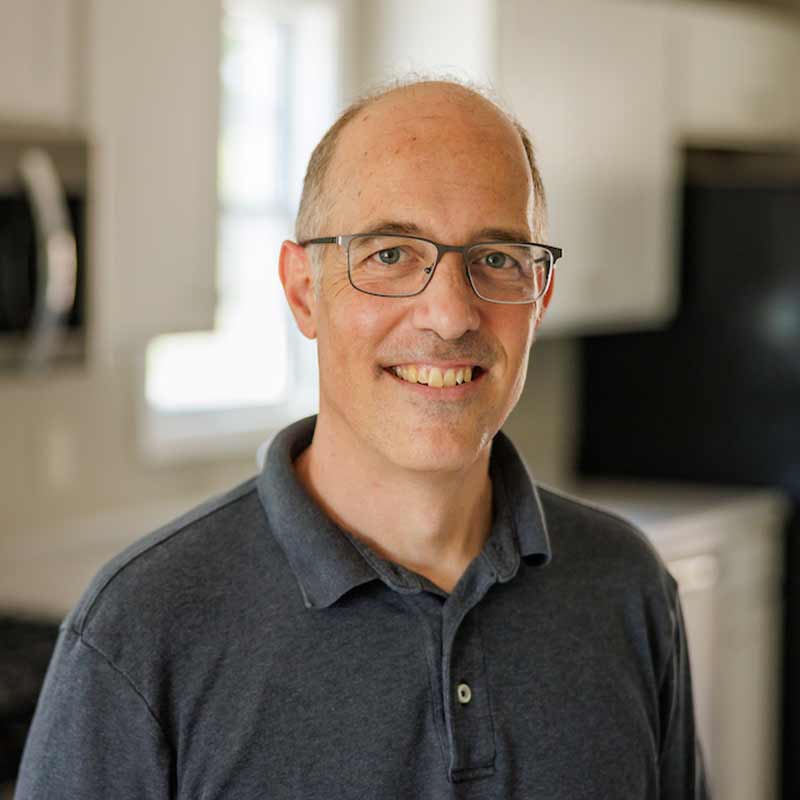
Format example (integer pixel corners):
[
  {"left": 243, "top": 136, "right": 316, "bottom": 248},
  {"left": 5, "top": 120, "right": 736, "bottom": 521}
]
[{"left": 0, "top": 126, "right": 88, "bottom": 371}]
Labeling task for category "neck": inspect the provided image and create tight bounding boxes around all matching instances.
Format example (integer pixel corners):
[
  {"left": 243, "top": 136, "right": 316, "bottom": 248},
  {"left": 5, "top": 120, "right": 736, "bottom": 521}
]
[{"left": 294, "top": 415, "right": 493, "bottom": 594}]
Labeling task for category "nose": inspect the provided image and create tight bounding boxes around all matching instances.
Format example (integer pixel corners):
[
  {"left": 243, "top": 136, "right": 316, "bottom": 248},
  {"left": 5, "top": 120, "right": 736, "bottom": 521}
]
[{"left": 409, "top": 252, "right": 481, "bottom": 340}]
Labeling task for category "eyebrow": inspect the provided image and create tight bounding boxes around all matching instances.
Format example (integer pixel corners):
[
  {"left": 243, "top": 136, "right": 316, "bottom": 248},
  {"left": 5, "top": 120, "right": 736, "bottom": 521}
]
[
  {"left": 362, "top": 220, "right": 424, "bottom": 236},
  {"left": 474, "top": 226, "right": 533, "bottom": 243},
  {"left": 361, "top": 220, "right": 533, "bottom": 243}
]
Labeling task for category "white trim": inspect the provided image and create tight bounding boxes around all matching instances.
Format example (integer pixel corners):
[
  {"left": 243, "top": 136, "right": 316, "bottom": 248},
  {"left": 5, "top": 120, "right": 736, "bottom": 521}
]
[{"left": 135, "top": 332, "right": 317, "bottom": 464}]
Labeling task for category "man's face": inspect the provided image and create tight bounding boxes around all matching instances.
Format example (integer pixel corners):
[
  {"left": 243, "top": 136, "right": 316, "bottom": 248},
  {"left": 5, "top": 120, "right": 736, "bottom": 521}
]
[{"left": 304, "top": 86, "right": 547, "bottom": 474}]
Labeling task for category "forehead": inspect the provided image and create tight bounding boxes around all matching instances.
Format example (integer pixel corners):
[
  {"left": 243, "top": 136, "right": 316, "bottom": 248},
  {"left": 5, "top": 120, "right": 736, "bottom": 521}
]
[{"left": 326, "top": 86, "right": 535, "bottom": 236}]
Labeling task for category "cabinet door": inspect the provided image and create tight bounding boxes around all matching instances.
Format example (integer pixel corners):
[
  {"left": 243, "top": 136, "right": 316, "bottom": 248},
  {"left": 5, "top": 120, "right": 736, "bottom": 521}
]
[
  {"left": 87, "top": 0, "right": 219, "bottom": 342},
  {"left": 666, "top": 3, "right": 800, "bottom": 143},
  {"left": 0, "top": 0, "right": 77, "bottom": 124},
  {"left": 499, "top": 0, "right": 677, "bottom": 335}
]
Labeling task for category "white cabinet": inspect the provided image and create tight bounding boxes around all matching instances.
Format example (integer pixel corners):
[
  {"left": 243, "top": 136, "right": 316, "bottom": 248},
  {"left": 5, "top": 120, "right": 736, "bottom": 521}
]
[
  {"left": 664, "top": 2, "right": 800, "bottom": 144},
  {"left": 86, "top": 0, "right": 219, "bottom": 345},
  {"left": 498, "top": 0, "right": 679, "bottom": 335},
  {"left": 577, "top": 482, "right": 789, "bottom": 800},
  {"left": 0, "top": 0, "right": 79, "bottom": 125}
]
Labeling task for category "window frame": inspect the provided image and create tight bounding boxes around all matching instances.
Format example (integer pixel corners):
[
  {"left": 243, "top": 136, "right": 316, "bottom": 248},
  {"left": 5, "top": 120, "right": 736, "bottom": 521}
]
[{"left": 138, "top": 0, "right": 356, "bottom": 464}]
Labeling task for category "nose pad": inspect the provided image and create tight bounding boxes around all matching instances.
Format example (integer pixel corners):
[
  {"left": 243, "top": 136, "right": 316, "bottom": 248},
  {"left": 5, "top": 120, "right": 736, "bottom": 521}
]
[
  {"left": 412, "top": 253, "right": 480, "bottom": 339},
  {"left": 440, "top": 252, "right": 475, "bottom": 295}
]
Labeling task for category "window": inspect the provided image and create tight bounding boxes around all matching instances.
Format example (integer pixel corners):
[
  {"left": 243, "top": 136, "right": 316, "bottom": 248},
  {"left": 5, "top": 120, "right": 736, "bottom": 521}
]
[{"left": 143, "top": 0, "right": 340, "bottom": 460}]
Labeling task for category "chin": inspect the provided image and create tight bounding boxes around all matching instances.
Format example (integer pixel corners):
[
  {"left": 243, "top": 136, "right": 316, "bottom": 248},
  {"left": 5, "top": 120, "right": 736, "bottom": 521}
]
[{"left": 380, "top": 425, "right": 491, "bottom": 475}]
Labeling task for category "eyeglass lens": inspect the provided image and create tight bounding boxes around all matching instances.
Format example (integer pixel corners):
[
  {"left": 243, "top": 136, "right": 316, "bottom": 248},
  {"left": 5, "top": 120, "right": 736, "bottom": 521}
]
[{"left": 346, "top": 235, "right": 551, "bottom": 302}]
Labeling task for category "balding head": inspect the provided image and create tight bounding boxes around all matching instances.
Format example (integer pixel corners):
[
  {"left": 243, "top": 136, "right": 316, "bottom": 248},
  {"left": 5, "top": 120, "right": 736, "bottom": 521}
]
[
  {"left": 279, "top": 78, "right": 554, "bottom": 478},
  {"left": 295, "top": 79, "right": 548, "bottom": 272}
]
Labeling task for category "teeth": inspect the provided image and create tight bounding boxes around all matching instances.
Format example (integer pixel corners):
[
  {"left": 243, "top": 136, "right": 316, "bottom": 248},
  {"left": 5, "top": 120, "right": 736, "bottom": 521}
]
[{"left": 391, "top": 365, "right": 476, "bottom": 388}]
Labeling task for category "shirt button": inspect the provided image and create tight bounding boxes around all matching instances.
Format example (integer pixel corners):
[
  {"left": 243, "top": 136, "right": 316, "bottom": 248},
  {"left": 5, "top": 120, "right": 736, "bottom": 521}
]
[{"left": 456, "top": 682, "right": 472, "bottom": 705}]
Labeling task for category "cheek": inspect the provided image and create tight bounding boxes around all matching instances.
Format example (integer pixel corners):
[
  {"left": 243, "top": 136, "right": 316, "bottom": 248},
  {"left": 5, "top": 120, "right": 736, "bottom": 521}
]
[
  {"left": 319, "top": 294, "right": 398, "bottom": 376},
  {"left": 495, "top": 309, "right": 536, "bottom": 367},
  {"left": 500, "top": 322, "right": 534, "bottom": 414}
]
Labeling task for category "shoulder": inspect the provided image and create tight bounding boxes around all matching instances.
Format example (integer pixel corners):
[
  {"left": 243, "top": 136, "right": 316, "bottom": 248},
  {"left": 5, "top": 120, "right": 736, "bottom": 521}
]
[
  {"left": 535, "top": 483, "right": 678, "bottom": 600},
  {"left": 537, "top": 484, "right": 672, "bottom": 568},
  {"left": 533, "top": 485, "right": 682, "bottom": 675},
  {"left": 65, "top": 476, "right": 291, "bottom": 647}
]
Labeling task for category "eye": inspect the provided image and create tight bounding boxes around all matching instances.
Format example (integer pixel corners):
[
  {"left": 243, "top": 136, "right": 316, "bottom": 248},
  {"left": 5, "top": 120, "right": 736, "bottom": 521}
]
[
  {"left": 376, "top": 247, "right": 402, "bottom": 265},
  {"left": 484, "top": 251, "right": 513, "bottom": 269}
]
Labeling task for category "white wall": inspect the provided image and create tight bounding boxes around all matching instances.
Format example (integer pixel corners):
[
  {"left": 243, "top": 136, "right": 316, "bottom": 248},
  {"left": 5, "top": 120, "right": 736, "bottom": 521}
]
[{"left": 356, "top": 0, "right": 497, "bottom": 88}]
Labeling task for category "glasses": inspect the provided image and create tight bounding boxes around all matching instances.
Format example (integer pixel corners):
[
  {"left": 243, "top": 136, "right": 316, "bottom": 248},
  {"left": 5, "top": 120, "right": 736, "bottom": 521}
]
[{"left": 299, "top": 233, "right": 563, "bottom": 304}]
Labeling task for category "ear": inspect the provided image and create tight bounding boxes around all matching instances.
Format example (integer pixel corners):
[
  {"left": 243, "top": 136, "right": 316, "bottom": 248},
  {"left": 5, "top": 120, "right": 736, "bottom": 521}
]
[
  {"left": 279, "top": 240, "right": 317, "bottom": 339},
  {"left": 534, "top": 270, "right": 556, "bottom": 329}
]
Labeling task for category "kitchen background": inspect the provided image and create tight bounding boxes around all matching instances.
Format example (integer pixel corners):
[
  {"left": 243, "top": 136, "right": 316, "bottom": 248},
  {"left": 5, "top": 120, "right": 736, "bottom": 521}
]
[{"left": 0, "top": 0, "right": 798, "bottom": 797}]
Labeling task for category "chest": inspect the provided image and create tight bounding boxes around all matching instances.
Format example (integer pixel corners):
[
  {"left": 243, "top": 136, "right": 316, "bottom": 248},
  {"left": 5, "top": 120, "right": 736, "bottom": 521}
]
[{"left": 169, "top": 588, "right": 661, "bottom": 799}]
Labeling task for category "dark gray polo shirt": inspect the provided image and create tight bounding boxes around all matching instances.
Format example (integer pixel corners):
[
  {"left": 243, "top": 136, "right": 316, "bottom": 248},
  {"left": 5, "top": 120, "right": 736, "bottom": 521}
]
[{"left": 17, "top": 416, "right": 708, "bottom": 799}]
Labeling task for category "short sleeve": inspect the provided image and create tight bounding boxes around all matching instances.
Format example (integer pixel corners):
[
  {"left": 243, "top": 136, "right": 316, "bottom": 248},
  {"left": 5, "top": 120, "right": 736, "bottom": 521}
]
[
  {"left": 15, "top": 625, "right": 172, "bottom": 799},
  {"left": 658, "top": 593, "right": 711, "bottom": 799}
]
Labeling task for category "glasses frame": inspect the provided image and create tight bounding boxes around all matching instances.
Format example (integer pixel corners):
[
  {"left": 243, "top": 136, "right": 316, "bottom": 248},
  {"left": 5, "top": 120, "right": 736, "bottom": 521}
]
[{"left": 299, "top": 233, "right": 564, "bottom": 305}]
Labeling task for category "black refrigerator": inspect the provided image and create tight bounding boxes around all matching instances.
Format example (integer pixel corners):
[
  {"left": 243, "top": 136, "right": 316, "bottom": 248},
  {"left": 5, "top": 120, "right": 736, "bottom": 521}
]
[{"left": 578, "top": 147, "right": 800, "bottom": 799}]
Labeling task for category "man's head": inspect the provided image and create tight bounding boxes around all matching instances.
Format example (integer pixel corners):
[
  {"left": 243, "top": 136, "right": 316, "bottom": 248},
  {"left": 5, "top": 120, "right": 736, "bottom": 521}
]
[
  {"left": 295, "top": 80, "right": 549, "bottom": 289},
  {"left": 280, "top": 79, "right": 556, "bottom": 475}
]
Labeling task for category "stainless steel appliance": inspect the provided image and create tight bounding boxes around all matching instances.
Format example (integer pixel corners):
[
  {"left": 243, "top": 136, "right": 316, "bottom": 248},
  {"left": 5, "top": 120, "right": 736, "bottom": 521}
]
[{"left": 0, "top": 126, "right": 88, "bottom": 370}]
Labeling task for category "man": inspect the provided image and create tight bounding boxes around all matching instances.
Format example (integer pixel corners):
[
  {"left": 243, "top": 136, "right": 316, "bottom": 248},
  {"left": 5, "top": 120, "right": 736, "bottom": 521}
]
[{"left": 17, "top": 80, "right": 708, "bottom": 798}]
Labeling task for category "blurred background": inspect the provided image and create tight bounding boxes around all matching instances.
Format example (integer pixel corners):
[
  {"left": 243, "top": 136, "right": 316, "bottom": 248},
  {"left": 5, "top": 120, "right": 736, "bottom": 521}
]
[{"left": 0, "top": 0, "right": 798, "bottom": 797}]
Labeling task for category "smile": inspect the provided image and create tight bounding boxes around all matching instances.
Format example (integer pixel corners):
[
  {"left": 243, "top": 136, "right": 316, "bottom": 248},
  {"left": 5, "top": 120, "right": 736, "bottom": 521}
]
[{"left": 388, "top": 364, "right": 482, "bottom": 388}]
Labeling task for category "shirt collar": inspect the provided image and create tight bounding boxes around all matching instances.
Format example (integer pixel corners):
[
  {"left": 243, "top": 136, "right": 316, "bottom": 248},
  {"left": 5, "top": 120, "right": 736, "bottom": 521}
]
[{"left": 257, "top": 416, "right": 551, "bottom": 609}]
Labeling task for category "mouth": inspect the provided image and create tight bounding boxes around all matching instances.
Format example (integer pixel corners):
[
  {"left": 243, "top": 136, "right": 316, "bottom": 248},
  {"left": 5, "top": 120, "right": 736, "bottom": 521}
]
[{"left": 384, "top": 363, "right": 485, "bottom": 388}]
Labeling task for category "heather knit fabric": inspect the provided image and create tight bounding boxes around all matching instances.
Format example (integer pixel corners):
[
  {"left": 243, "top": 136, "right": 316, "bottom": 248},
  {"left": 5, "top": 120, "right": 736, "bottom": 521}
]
[{"left": 17, "top": 416, "right": 708, "bottom": 799}]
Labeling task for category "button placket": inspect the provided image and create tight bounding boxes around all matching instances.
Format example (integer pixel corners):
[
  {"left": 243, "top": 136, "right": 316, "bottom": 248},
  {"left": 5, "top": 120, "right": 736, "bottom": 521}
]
[
  {"left": 403, "top": 592, "right": 450, "bottom": 765},
  {"left": 442, "top": 601, "right": 496, "bottom": 782}
]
